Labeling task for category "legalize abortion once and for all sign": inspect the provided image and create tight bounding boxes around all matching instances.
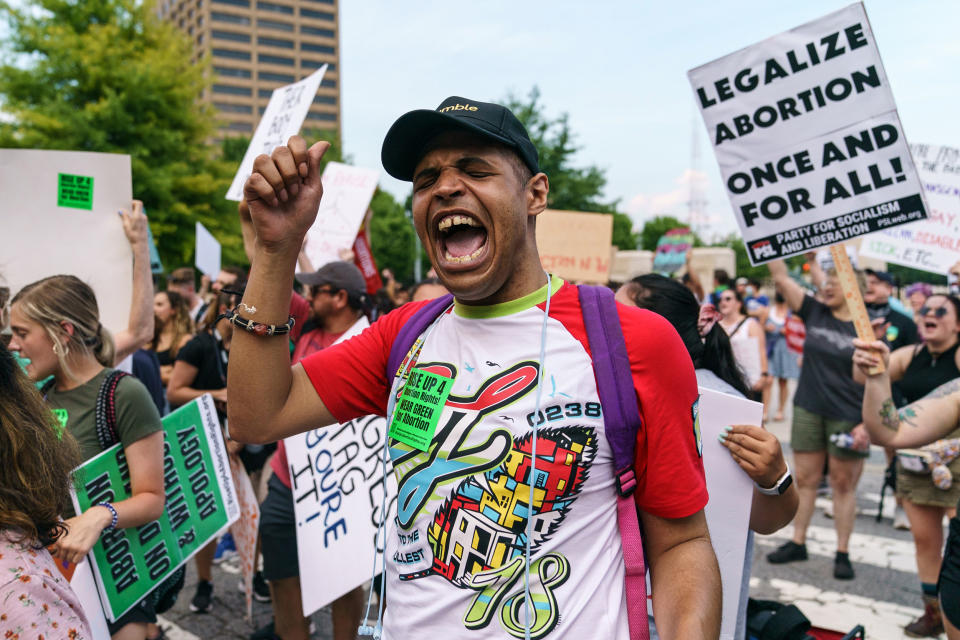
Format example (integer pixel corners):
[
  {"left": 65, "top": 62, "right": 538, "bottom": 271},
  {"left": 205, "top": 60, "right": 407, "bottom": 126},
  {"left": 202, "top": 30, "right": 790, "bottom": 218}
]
[
  {"left": 70, "top": 395, "right": 239, "bottom": 621},
  {"left": 688, "top": 2, "right": 927, "bottom": 264}
]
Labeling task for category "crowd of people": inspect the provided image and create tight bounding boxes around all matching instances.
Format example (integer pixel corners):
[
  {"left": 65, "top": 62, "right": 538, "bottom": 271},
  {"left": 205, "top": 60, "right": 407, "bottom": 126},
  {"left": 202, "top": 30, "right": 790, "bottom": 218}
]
[{"left": 1, "top": 95, "right": 959, "bottom": 640}]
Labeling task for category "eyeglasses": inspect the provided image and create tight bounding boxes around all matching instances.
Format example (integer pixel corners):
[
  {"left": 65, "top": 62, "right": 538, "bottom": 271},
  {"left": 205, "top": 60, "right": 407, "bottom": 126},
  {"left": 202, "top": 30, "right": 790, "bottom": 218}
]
[
  {"left": 311, "top": 286, "right": 339, "bottom": 297},
  {"left": 719, "top": 295, "right": 736, "bottom": 302},
  {"left": 919, "top": 305, "right": 949, "bottom": 318}
]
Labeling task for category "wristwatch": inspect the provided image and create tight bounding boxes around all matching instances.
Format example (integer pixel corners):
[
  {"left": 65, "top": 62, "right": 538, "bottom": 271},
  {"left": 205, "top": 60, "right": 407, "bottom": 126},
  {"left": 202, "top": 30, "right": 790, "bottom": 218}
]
[{"left": 755, "top": 467, "right": 793, "bottom": 496}]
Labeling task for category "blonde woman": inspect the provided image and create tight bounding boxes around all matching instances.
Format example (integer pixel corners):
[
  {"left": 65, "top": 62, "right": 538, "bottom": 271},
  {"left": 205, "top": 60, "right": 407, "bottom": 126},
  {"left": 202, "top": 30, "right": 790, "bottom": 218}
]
[{"left": 8, "top": 271, "right": 165, "bottom": 639}]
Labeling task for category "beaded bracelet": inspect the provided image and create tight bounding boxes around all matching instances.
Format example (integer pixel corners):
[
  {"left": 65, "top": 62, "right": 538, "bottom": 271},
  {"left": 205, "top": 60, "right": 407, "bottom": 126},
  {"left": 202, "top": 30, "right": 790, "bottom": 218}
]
[
  {"left": 221, "top": 307, "right": 296, "bottom": 337},
  {"left": 97, "top": 502, "right": 119, "bottom": 531}
]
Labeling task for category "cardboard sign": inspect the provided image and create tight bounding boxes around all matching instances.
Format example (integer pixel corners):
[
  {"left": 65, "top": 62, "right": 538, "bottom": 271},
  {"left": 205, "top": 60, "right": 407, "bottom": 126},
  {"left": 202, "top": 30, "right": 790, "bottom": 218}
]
[
  {"left": 0, "top": 149, "right": 133, "bottom": 331},
  {"left": 652, "top": 228, "right": 694, "bottom": 275},
  {"left": 195, "top": 221, "right": 221, "bottom": 279},
  {"left": 225, "top": 65, "right": 328, "bottom": 201},
  {"left": 535, "top": 209, "right": 614, "bottom": 283},
  {"left": 689, "top": 3, "right": 927, "bottom": 265},
  {"left": 860, "top": 144, "right": 960, "bottom": 273},
  {"left": 70, "top": 395, "right": 239, "bottom": 620},
  {"left": 303, "top": 162, "right": 380, "bottom": 269}
]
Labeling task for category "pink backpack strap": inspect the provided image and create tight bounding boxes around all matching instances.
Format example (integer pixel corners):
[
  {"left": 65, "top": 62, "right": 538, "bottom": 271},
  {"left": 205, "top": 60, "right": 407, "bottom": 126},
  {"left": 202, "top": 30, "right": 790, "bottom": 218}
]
[{"left": 578, "top": 285, "right": 649, "bottom": 640}]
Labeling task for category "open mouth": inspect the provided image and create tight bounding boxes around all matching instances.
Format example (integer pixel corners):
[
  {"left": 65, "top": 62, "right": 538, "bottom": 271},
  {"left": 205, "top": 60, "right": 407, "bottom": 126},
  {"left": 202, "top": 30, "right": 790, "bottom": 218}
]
[
  {"left": 437, "top": 214, "right": 488, "bottom": 265},
  {"left": 924, "top": 320, "right": 938, "bottom": 331}
]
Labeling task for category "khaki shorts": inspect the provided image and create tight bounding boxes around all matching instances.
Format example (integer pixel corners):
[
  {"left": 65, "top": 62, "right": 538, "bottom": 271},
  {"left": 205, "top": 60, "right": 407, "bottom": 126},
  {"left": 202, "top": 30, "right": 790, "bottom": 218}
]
[
  {"left": 898, "top": 457, "right": 960, "bottom": 509},
  {"left": 791, "top": 405, "right": 869, "bottom": 460}
]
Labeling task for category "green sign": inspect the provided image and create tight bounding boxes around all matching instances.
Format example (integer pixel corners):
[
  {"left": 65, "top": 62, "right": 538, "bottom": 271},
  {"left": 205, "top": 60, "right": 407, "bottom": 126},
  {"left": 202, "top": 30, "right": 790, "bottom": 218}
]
[
  {"left": 57, "top": 173, "right": 94, "bottom": 210},
  {"left": 71, "top": 395, "right": 239, "bottom": 621},
  {"left": 388, "top": 369, "right": 452, "bottom": 451}
]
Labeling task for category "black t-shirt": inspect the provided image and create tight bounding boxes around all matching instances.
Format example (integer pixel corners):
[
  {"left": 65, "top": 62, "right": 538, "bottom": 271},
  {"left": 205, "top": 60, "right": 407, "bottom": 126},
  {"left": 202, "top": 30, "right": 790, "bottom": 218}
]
[
  {"left": 175, "top": 331, "right": 227, "bottom": 395},
  {"left": 793, "top": 295, "right": 864, "bottom": 422},
  {"left": 868, "top": 302, "right": 918, "bottom": 350}
]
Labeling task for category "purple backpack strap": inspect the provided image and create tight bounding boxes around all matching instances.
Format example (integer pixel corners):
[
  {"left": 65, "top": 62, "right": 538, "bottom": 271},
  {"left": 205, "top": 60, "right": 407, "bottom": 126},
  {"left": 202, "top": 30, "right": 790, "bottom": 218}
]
[
  {"left": 385, "top": 294, "right": 455, "bottom": 380},
  {"left": 578, "top": 284, "right": 649, "bottom": 640}
]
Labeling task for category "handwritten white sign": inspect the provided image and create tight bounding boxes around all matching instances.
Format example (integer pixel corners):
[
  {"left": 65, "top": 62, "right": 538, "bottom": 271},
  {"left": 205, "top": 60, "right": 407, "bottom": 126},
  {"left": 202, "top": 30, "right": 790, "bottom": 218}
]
[
  {"left": 860, "top": 144, "right": 960, "bottom": 273},
  {"left": 195, "top": 221, "right": 221, "bottom": 279},
  {"left": 303, "top": 162, "right": 380, "bottom": 270},
  {"left": 286, "top": 318, "right": 398, "bottom": 616},
  {"left": 0, "top": 149, "right": 132, "bottom": 331},
  {"left": 225, "top": 66, "right": 328, "bottom": 201}
]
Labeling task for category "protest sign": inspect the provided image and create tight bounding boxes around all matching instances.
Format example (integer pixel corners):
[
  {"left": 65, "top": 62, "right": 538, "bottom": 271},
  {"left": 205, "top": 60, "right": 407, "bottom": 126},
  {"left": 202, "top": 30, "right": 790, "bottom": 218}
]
[
  {"left": 535, "top": 209, "right": 613, "bottom": 283},
  {"left": 689, "top": 3, "right": 927, "bottom": 265},
  {"left": 195, "top": 222, "right": 221, "bottom": 279},
  {"left": 699, "top": 388, "right": 760, "bottom": 639},
  {"left": 71, "top": 395, "right": 239, "bottom": 620},
  {"left": 652, "top": 227, "right": 694, "bottom": 275},
  {"left": 287, "top": 415, "right": 398, "bottom": 616},
  {"left": 229, "top": 454, "right": 260, "bottom": 620},
  {"left": 225, "top": 65, "right": 328, "bottom": 201},
  {"left": 353, "top": 227, "right": 383, "bottom": 295},
  {"left": 69, "top": 559, "right": 111, "bottom": 639},
  {"left": 0, "top": 149, "right": 132, "bottom": 330},
  {"left": 303, "top": 162, "right": 380, "bottom": 270},
  {"left": 284, "top": 318, "right": 399, "bottom": 616},
  {"left": 147, "top": 222, "right": 164, "bottom": 275},
  {"left": 861, "top": 144, "right": 960, "bottom": 273}
]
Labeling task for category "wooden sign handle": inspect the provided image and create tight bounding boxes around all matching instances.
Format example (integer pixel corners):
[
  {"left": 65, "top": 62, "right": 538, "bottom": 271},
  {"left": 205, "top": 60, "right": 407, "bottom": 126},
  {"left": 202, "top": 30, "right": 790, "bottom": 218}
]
[{"left": 829, "top": 244, "right": 885, "bottom": 374}]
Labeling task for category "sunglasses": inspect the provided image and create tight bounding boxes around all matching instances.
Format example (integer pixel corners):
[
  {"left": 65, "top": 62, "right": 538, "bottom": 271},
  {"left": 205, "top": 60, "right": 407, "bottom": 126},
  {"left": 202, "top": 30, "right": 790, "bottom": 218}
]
[
  {"left": 719, "top": 295, "right": 736, "bottom": 302},
  {"left": 919, "top": 305, "right": 949, "bottom": 318},
  {"left": 311, "top": 286, "right": 340, "bottom": 297}
]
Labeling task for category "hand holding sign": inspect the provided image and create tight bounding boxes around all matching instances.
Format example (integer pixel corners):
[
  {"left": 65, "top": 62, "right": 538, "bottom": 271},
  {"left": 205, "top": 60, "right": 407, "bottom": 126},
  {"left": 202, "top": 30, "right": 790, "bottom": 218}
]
[{"left": 243, "top": 135, "right": 331, "bottom": 254}]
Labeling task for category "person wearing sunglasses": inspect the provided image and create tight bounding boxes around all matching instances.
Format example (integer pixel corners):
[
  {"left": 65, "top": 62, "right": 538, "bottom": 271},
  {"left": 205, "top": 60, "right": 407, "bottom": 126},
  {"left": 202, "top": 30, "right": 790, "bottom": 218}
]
[{"left": 853, "top": 294, "right": 960, "bottom": 636}]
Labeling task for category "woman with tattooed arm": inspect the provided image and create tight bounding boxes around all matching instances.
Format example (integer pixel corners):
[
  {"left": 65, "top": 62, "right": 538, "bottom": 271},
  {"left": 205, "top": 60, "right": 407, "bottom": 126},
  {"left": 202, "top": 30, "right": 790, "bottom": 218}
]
[{"left": 854, "top": 338, "right": 960, "bottom": 640}]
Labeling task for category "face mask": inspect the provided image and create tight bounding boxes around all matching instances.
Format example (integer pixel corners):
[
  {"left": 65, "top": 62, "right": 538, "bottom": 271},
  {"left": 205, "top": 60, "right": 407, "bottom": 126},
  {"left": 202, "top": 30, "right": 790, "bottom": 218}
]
[{"left": 12, "top": 352, "right": 54, "bottom": 390}]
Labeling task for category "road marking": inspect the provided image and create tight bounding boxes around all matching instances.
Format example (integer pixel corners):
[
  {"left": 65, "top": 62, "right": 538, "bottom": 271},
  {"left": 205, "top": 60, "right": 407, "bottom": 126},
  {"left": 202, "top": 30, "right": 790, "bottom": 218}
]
[
  {"left": 755, "top": 522, "right": 926, "bottom": 573},
  {"left": 156, "top": 615, "right": 202, "bottom": 640},
  {"left": 749, "top": 577, "right": 943, "bottom": 640}
]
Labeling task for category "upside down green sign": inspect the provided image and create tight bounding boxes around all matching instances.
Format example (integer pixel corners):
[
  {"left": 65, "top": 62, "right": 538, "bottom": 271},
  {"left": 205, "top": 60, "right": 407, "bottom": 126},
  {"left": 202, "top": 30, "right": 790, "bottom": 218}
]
[{"left": 70, "top": 395, "right": 239, "bottom": 621}]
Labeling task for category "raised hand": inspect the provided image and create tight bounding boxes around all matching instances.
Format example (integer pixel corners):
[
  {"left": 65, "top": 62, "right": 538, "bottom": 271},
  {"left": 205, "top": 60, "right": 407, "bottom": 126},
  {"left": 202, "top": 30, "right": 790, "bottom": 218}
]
[
  {"left": 243, "top": 135, "right": 331, "bottom": 254},
  {"left": 852, "top": 337, "right": 890, "bottom": 377},
  {"left": 120, "top": 199, "right": 148, "bottom": 248}
]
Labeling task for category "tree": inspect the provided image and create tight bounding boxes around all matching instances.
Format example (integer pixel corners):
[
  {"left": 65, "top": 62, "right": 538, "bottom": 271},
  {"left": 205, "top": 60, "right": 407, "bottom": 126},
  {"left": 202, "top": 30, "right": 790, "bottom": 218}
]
[
  {"left": 504, "top": 88, "right": 638, "bottom": 250},
  {"left": 368, "top": 190, "right": 416, "bottom": 281},
  {"left": 0, "top": 0, "right": 244, "bottom": 268}
]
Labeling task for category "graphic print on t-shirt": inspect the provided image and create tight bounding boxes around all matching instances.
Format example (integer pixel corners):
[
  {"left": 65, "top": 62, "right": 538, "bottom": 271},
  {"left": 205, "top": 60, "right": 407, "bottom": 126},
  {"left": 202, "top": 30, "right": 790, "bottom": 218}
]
[{"left": 389, "top": 359, "right": 600, "bottom": 639}]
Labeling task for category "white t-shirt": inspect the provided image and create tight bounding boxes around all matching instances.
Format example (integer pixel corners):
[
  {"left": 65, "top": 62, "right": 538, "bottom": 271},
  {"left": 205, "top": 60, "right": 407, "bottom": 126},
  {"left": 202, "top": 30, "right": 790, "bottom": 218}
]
[{"left": 302, "top": 279, "right": 706, "bottom": 639}]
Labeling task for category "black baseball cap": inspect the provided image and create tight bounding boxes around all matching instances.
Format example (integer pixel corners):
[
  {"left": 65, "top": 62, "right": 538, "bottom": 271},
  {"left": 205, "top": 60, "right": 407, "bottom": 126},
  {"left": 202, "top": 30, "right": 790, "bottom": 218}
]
[
  {"left": 865, "top": 268, "right": 895, "bottom": 286},
  {"left": 381, "top": 96, "right": 540, "bottom": 181},
  {"left": 296, "top": 261, "right": 366, "bottom": 300}
]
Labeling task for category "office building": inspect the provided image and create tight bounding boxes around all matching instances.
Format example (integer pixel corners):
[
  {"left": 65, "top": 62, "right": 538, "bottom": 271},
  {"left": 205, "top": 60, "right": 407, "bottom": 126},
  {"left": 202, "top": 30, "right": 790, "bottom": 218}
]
[{"left": 159, "top": 0, "right": 340, "bottom": 138}]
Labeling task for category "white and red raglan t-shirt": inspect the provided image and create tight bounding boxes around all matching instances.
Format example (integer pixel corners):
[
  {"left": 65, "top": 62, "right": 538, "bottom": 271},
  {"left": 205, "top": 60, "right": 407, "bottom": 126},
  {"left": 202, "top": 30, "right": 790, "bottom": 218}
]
[{"left": 300, "top": 277, "right": 707, "bottom": 640}]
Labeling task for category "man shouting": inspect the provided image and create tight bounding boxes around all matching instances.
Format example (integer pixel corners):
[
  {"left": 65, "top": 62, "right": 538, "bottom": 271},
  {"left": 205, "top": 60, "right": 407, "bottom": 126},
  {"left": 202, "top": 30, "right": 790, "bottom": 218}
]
[{"left": 228, "top": 97, "right": 720, "bottom": 639}]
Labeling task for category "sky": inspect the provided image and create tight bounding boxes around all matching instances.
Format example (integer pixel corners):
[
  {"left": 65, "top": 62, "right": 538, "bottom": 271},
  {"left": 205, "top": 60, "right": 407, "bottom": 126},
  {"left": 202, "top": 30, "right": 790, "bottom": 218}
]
[{"left": 337, "top": 0, "right": 960, "bottom": 240}]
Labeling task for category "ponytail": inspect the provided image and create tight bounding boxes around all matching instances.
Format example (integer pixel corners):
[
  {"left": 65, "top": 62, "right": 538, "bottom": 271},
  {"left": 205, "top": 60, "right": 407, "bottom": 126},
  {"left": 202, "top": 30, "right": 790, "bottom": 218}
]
[
  {"left": 92, "top": 324, "right": 116, "bottom": 368},
  {"left": 625, "top": 273, "right": 751, "bottom": 398}
]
